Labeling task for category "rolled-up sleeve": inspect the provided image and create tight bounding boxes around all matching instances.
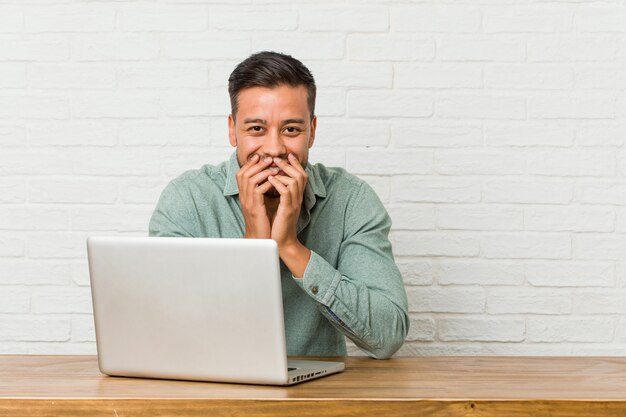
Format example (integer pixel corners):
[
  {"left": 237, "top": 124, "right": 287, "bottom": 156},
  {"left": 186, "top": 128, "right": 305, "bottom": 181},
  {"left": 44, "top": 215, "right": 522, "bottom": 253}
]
[{"left": 296, "top": 182, "right": 409, "bottom": 359}]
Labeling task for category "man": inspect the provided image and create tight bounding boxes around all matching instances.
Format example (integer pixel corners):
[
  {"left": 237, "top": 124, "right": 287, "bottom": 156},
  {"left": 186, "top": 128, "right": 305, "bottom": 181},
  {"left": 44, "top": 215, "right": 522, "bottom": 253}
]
[{"left": 149, "top": 51, "right": 409, "bottom": 359}]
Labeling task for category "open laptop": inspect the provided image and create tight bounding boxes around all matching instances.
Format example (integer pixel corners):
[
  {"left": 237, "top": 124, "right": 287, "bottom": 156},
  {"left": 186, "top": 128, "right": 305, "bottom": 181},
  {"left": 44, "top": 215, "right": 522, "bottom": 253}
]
[{"left": 87, "top": 236, "right": 344, "bottom": 385}]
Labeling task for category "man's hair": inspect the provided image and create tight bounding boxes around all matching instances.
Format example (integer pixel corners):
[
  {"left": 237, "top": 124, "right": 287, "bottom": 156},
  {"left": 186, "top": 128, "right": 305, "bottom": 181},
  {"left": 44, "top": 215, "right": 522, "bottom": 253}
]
[{"left": 228, "top": 51, "right": 316, "bottom": 121}]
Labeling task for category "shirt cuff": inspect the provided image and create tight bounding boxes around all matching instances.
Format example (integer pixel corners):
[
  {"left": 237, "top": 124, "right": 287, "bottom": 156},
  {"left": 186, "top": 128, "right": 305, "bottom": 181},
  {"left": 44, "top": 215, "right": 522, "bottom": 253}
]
[{"left": 297, "top": 250, "right": 342, "bottom": 306}]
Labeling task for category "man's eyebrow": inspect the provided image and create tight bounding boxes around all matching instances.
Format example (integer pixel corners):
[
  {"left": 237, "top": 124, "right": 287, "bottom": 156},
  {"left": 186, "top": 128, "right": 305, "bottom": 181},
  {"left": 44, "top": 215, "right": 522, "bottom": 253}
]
[
  {"left": 243, "top": 118, "right": 267, "bottom": 124},
  {"left": 282, "top": 118, "right": 306, "bottom": 125}
]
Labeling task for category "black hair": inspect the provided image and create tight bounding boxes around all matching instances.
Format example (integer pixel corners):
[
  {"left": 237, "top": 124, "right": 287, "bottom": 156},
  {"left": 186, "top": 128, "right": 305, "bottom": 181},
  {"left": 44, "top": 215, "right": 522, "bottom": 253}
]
[{"left": 228, "top": 51, "right": 316, "bottom": 120}]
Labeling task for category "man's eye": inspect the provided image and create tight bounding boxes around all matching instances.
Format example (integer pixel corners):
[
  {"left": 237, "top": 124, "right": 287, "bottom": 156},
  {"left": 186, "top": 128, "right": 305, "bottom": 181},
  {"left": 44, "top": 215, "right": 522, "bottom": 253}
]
[
  {"left": 285, "top": 127, "right": 301, "bottom": 134},
  {"left": 249, "top": 126, "right": 263, "bottom": 132}
]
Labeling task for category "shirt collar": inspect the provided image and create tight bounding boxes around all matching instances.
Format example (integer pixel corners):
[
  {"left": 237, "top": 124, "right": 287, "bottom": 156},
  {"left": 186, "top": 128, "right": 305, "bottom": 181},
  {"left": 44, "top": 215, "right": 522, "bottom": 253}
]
[{"left": 223, "top": 151, "right": 327, "bottom": 202}]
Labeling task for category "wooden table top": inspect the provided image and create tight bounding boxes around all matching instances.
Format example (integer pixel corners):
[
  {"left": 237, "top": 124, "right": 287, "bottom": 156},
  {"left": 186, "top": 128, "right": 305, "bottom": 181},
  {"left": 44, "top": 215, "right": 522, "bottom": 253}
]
[{"left": 2, "top": 355, "right": 626, "bottom": 416}]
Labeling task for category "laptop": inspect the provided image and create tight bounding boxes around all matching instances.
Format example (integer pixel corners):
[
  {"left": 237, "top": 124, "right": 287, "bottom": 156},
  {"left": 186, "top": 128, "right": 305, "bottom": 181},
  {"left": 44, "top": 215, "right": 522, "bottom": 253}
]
[{"left": 87, "top": 236, "right": 345, "bottom": 385}]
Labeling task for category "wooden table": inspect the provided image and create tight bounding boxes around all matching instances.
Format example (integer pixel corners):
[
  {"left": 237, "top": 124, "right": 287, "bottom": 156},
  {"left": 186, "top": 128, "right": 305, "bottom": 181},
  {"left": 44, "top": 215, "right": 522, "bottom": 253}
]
[{"left": 1, "top": 355, "right": 626, "bottom": 416}]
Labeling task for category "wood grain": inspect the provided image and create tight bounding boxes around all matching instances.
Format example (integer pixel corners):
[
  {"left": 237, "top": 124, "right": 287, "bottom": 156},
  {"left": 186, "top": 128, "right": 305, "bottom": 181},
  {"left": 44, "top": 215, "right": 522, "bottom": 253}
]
[{"left": 2, "top": 355, "right": 626, "bottom": 416}]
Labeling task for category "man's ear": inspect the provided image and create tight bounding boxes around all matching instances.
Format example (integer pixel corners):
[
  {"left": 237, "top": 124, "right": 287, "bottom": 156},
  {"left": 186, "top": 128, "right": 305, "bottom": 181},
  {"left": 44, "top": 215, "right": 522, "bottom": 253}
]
[
  {"left": 308, "top": 116, "right": 317, "bottom": 148},
  {"left": 228, "top": 114, "right": 237, "bottom": 148}
]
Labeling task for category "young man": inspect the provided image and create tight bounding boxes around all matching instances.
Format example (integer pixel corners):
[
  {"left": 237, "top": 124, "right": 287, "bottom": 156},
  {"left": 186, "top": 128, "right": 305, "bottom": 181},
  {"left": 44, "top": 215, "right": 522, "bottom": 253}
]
[{"left": 149, "top": 51, "right": 409, "bottom": 359}]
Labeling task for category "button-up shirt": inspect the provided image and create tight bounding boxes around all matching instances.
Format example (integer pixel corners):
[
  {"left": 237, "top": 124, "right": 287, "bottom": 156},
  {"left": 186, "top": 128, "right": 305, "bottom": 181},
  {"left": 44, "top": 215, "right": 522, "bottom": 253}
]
[{"left": 149, "top": 152, "right": 409, "bottom": 359}]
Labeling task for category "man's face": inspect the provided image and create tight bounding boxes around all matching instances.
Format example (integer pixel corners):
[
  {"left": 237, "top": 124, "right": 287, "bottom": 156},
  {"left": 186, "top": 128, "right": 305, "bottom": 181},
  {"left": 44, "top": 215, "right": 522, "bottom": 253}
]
[{"left": 228, "top": 84, "right": 316, "bottom": 197}]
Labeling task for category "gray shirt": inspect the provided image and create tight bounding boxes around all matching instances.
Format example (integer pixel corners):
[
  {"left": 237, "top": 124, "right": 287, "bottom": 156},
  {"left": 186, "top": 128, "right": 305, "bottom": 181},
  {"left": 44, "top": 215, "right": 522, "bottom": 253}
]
[{"left": 149, "top": 152, "right": 409, "bottom": 358}]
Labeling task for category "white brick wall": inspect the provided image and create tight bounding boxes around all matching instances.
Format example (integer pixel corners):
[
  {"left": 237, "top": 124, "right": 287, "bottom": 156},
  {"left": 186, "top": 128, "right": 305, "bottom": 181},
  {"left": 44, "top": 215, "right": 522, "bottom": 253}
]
[{"left": 1, "top": 0, "right": 626, "bottom": 357}]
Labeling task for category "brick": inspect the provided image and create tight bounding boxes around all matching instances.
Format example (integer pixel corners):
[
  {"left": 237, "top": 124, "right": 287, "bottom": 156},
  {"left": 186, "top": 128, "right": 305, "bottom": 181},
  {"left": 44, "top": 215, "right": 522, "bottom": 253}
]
[
  {"left": 0, "top": 35, "right": 69, "bottom": 61},
  {"left": 315, "top": 90, "right": 345, "bottom": 117},
  {"left": 576, "top": 180, "right": 626, "bottom": 205},
  {"left": 71, "top": 205, "right": 153, "bottom": 232},
  {"left": 72, "top": 34, "right": 159, "bottom": 61},
  {"left": 72, "top": 317, "right": 96, "bottom": 342},
  {"left": 162, "top": 148, "right": 232, "bottom": 177},
  {"left": 396, "top": 260, "right": 435, "bottom": 286},
  {"left": 485, "top": 122, "right": 574, "bottom": 147},
  {"left": 31, "top": 287, "right": 93, "bottom": 313},
  {"left": 0, "top": 150, "right": 72, "bottom": 175},
  {"left": 0, "top": 125, "right": 25, "bottom": 146},
  {"left": 313, "top": 118, "right": 389, "bottom": 147},
  {"left": 0, "top": 95, "right": 69, "bottom": 119},
  {"left": 616, "top": 320, "right": 626, "bottom": 342},
  {"left": 116, "top": 63, "right": 209, "bottom": 89},
  {"left": 406, "top": 287, "right": 485, "bottom": 313},
  {"left": 300, "top": 6, "right": 387, "bottom": 32},
  {"left": 348, "top": 35, "right": 434, "bottom": 61},
  {"left": 0, "top": 260, "right": 72, "bottom": 286},
  {"left": 120, "top": 120, "right": 212, "bottom": 147},
  {"left": 483, "top": 6, "right": 573, "bottom": 33},
  {"left": 528, "top": 36, "right": 617, "bottom": 62},
  {"left": 395, "top": 64, "right": 482, "bottom": 89},
  {"left": 120, "top": 5, "right": 208, "bottom": 31},
  {"left": 26, "top": 232, "right": 90, "bottom": 259},
  {"left": 576, "top": 122, "right": 626, "bottom": 146},
  {"left": 0, "top": 232, "right": 25, "bottom": 257},
  {"left": 406, "top": 316, "right": 436, "bottom": 342},
  {"left": 483, "top": 233, "right": 571, "bottom": 259},
  {"left": 121, "top": 179, "right": 169, "bottom": 204},
  {"left": 574, "top": 290, "right": 626, "bottom": 314},
  {"left": 528, "top": 95, "right": 614, "bottom": 119},
  {"left": 210, "top": 7, "right": 296, "bottom": 31},
  {"left": 393, "top": 178, "right": 481, "bottom": 203},
  {"left": 0, "top": 180, "right": 25, "bottom": 203},
  {"left": 392, "top": 121, "right": 482, "bottom": 148},
  {"left": 71, "top": 259, "right": 90, "bottom": 287},
  {"left": 575, "top": 6, "right": 626, "bottom": 32},
  {"left": 438, "top": 261, "right": 524, "bottom": 286},
  {"left": 484, "top": 64, "right": 574, "bottom": 89},
  {"left": 25, "top": 5, "right": 115, "bottom": 32},
  {"left": 161, "top": 89, "right": 229, "bottom": 117},
  {"left": 0, "top": 317, "right": 70, "bottom": 342},
  {"left": 526, "top": 262, "right": 614, "bottom": 287},
  {"left": 254, "top": 34, "right": 344, "bottom": 60},
  {"left": 527, "top": 149, "right": 615, "bottom": 176},
  {"left": 29, "top": 179, "right": 118, "bottom": 204},
  {"left": 438, "top": 318, "right": 524, "bottom": 342},
  {"left": 0, "top": 63, "right": 25, "bottom": 88},
  {"left": 615, "top": 207, "right": 626, "bottom": 232},
  {"left": 0, "top": 206, "right": 68, "bottom": 231},
  {"left": 29, "top": 121, "right": 118, "bottom": 147},
  {"left": 487, "top": 288, "right": 572, "bottom": 314},
  {"left": 525, "top": 206, "right": 613, "bottom": 232},
  {"left": 388, "top": 204, "right": 435, "bottom": 231},
  {"left": 348, "top": 91, "right": 433, "bottom": 118},
  {"left": 162, "top": 36, "right": 249, "bottom": 61},
  {"left": 0, "top": 7, "right": 22, "bottom": 32},
  {"left": 438, "top": 36, "right": 525, "bottom": 61},
  {"left": 436, "top": 95, "right": 526, "bottom": 119},
  {"left": 209, "top": 61, "right": 238, "bottom": 87},
  {"left": 391, "top": 5, "right": 480, "bottom": 33},
  {"left": 397, "top": 343, "right": 483, "bottom": 357},
  {"left": 391, "top": 231, "right": 480, "bottom": 257},
  {"left": 28, "top": 64, "right": 115, "bottom": 89},
  {"left": 576, "top": 65, "right": 626, "bottom": 89},
  {"left": 435, "top": 150, "right": 525, "bottom": 175},
  {"left": 308, "top": 61, "right": 392, "bottom": 88},
  {"left": 527, "top": 318, "right": 613, "bottom": 342},
  {"left": 347, "top": 149, "right": 433, "bottom": 175},
  {"left": 0, "top": 287, "right": 30, "bottom": 313},
  {"left": 72, "top": 93, "right": 160, "bottom": 119},
  {"left": 72, "top": 149, "right": 160, "bottom": 176},
  {"left": 573, "top": 235, "right": 626, "bottom": 261},
  {"left": 481, "top": 343, "right": 572, "bottom": 356},
  {"left": 437, "top": 205, "right": 523, "bottom": 231},
  {"left": 311, "top": 148, "right": 346, "bottom": 170},
  {"left": 483, "top": 179, "right": 574, "bottom": 204}
]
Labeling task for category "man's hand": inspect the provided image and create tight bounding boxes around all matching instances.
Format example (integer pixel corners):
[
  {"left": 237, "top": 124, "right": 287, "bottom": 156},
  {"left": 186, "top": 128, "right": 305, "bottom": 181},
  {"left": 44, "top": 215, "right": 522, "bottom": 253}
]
[
  {"left": 235, "top": 154, "right": 275, "bottom": 239},
  {"left": 267, "top": 153, "right": 311, "bottom": 277}
]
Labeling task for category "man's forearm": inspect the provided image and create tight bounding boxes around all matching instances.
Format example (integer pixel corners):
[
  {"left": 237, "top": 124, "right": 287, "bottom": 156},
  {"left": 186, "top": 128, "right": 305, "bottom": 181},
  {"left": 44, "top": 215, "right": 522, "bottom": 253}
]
[{"left": 278, "top": 241, "right": 311, "bottom": 278}]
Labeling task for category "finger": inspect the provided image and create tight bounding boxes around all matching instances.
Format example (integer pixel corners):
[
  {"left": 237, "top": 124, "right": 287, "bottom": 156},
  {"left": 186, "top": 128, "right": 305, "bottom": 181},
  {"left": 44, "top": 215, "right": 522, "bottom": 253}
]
[
  {"left": 273, "top": 156, "right": 306, "bottom": 196},
  {"left": 241, "top": 155, "right": 273, "bottom": 180},
  {"left": 253, "top": 180, "right": 274, "bottom": 205},
  {"left": 271, "top": 175, "right": 300, "bottom": 207},
  {"left": 250, "top": 166, "right": 279, "bottom": 186},
  {"left": 267, "top": 175, "right": 291, "bottom": 205},
  {"left": 273, "top": 156, "right": 300, "bottom": 179}
]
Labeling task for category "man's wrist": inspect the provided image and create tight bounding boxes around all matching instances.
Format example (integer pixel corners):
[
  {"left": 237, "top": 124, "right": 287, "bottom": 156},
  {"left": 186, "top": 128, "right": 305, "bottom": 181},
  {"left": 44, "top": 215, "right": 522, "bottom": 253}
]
[{"left": 278, "top": 240, "right": 311, "bottom": 278}]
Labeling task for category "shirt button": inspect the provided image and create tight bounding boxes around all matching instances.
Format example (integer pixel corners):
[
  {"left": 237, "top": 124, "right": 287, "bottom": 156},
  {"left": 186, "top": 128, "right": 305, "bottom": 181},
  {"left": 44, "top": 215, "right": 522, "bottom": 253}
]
[{"left": 311, "top": 286, "right": 319, "bottom": 295}]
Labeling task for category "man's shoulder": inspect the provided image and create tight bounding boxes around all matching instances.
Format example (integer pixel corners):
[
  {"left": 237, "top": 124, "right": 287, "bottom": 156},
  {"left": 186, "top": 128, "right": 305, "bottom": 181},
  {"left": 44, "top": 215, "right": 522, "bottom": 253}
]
[
  {"left": 169, "top": 159, "right": 229, "bottom": 190},
  {"left": 312, "top": 163, "right": 365, "bottom": 192}
]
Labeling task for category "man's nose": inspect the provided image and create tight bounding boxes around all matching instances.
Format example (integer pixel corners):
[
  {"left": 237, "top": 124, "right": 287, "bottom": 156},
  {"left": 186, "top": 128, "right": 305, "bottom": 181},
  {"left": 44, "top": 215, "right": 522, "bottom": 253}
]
[{"left": 262, "top": 130, "right": 286, "bottom": 157}]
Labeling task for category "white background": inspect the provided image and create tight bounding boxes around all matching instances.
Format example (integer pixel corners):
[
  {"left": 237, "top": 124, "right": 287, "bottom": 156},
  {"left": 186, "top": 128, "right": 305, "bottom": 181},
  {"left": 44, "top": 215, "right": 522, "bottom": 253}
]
[{"left": 1, "top": 0, "right": 626, "bottom": 356}]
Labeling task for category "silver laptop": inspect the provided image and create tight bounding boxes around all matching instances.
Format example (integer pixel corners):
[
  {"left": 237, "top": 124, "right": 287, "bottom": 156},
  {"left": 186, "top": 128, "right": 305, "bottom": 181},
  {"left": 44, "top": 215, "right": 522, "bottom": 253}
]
[{"left": 87, "top": 236, "right": 344, "bottom": 385}]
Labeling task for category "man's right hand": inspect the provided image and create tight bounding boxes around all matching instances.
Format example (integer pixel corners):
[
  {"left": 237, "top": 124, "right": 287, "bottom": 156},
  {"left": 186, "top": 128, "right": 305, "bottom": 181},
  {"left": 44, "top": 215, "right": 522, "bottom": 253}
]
[{"left": 235, "top": 154, "right": 275, "bottom": 239}]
